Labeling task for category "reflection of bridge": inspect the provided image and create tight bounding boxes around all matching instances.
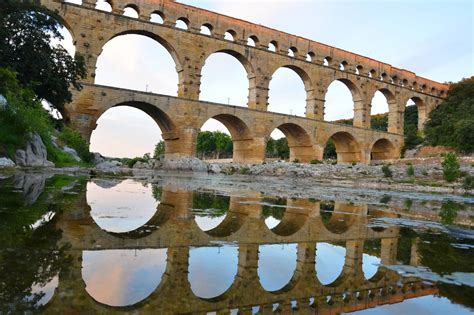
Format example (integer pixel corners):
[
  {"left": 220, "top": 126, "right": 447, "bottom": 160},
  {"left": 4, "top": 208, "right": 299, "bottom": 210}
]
[
  {"left": 43, "top": 186, "right": 437, "bottom": 314},
  {"left": 41, "top": 0, "right": 448, "bottom": 164}
]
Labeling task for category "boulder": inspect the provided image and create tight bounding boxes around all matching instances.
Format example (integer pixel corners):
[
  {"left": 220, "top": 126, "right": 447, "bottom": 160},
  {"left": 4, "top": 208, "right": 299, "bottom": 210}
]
[
  {"left": 133, "top": 160, "right": 153, "bottom": 169},
  {"left": 94, "top": 161, "right": 122, "bottom": 175},
  {"left": 0, "top": 157, "right": 15, "bottom": 168},
  {"left": 14, "top": 133, "right": 54, "bottom": 167},
  {"left": 63, "top": 146, "right": 81, "bottom": 162},
  {"left": 92, "top": 152, "right": 106, "bottom": 164},
  {"left": 162, "top": 157, "right": 207, "bottom": 172}
]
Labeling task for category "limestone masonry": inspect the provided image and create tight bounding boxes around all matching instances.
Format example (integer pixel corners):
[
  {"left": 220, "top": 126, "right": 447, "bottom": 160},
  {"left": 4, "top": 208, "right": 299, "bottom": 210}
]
[{"left": 41, "top": 0, "right": 449, "bottom": 164}]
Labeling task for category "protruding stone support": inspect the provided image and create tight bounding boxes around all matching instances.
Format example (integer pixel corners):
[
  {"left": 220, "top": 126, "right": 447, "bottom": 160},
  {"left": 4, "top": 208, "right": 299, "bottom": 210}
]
[
  {"left": 248, "top": 74, "right": 270, "bottom": 111},
  {"left": 305, "top": 98, "right": 325, "bottom": 120},
  {"left": 343, "top": 240, "right": 365, "bottom": 285},
  {"left": 388, "top": 109, "right": 405, "bottom": 134},
  {"left": 410, "top": 238, "right": 421, "bottom": 266}
]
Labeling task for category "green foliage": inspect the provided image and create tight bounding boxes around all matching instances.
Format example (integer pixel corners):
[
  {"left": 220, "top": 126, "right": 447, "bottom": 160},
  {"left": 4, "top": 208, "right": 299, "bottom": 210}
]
[
  {"left": 442, "top": 152, "right": 461, "bottom": 182},
  {"left": 153, "top": 140, "right": 165, "bottom": 159},
  {"left": 463, "top": 175, "right": 474, "bottom": 190},
  {"left": 0, "top": 1, "right": 86, "bottom": 112},
  {"left": 123, "top": 153, "right": 151, "bottom": 168},
  {"left": 0, "top": 68, "right": 54, "bottom": 158},
  {"left": 239, "top": 167, "right": 251, "bottom": 175},
  {"left": 197, "top": 131, "right": 233, "bottom": 159},
  {"left": 403, "top": 105, "right": 423, "bottom": 150},
  {"left": 422, "top": 170, "right": 428, "bottom": 176},
  {"left": 57, "top": 127, "right": 93, "bottom": 163},
  {"left": 192, "top": 192, "right": 230, "bottom": 218},
  {"left": 310, "top": 159, "right": 323, "bottom": 165},
  {"left": 406, "top": 165, "right": 415, "bottom": 176},
  {"left": 266, "top": 137, "right": 289, "bottom": 159},
  {"left": 323, "top": 139, "right": 336, "bottom": 160},
  {"left": 292, "top": 159, "right": 300, "bottom": 163},
  {"left": 382, "top": 164, "right": 393, "bottom": 178},
  {"left": 425, "top": 77, "right": 474, "bottom": 153}
]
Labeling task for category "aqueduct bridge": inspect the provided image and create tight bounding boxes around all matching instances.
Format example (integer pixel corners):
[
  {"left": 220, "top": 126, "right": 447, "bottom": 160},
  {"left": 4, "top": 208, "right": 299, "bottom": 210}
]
[{"left": 42, "top": 0, "right": 449, "bottom": 163}]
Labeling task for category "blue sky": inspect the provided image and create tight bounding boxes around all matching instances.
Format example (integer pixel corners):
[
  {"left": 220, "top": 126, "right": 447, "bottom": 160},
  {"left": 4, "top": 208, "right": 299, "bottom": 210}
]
[{"left": 62, "top": 0, "right": 473, "bottom": 158}]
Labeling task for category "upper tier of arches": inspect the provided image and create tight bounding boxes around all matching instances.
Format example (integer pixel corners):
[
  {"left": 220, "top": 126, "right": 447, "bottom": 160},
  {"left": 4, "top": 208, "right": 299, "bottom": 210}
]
[{"left": 57, "top": 0, "right": 447, "bottom": 98}]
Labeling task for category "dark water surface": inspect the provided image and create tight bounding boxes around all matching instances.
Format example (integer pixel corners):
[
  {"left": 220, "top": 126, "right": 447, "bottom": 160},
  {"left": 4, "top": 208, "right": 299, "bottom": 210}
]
[{"left": 0, "top": 173, "right": 473, "bottom": 314}]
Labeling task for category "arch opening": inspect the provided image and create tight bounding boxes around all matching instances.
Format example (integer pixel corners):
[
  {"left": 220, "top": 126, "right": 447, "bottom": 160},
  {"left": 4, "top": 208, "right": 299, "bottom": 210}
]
[
  {"left": 123, "top": 5, "right": 139, "bottom": 18},
  {"left": 150, "top": 11, "right": 164, "bottom": 24},
  {"left": 288, "top": 47, "right": 297, "bottom": 57},
  {"left": 175, "top": 17, "right": 189, "bottom": 30},
  {"left": 371, "top": 138, "right": 397, "bottom": 161},
  {"left": 198, "top": 114, "right": 254, "bottom": 163},
  {"left": 200, "top": 24, "right": 212, "bottom": 35},
  {"left": 363, "top": 239, "right": 382, "bottom": 280},
  {"left": 268, "top": 66, "right": 311, "bottom": 117},
  {"left": 323, "top": 132, "right": 361, "bottom": 164},
  {"left": 189, "top": 246, "right": 238, "bottom": 299},
  {"left": 82, "top": 249, "right": 167, "bottom": 307},
  {"left": 324, "top": 79, "right": 360, "bottom": 123},
  {"left": 247, "top": 35, "right": 258, "bottom": 47},
  {"left": 266, "top": 124, "right": 313, "bottom": 163},
  {"left": 199, "top": 51, "right": 252, "bottom": 106},
  {"left": 258, "top": 243, "right": 298, "bottom": 292},
  {"left": 370, "top": 90, "right": 393, "bottom": 131},
  {"left": 224, "top": 30, "right": 236, "bottom": 41},
  {"left": 95, "top": 0, "right": 112, "bottom": 11},
  {"left": 306, "top": 52, "right": 315, "bottom": 62},
  {"left": 268, "top": 41, "right": 278, "bottom": 52},
  {"left": 87, "top": 179, "right": 160, "bottom": 233},
  {"left": 316, "top": 242, "right": 346, "bottom": 285},
  {"left": 320, "top": 201, "right": 359, "bottom": 234},
  {"left": 95, "top": 33, "right": 179, "bottom": 94}
]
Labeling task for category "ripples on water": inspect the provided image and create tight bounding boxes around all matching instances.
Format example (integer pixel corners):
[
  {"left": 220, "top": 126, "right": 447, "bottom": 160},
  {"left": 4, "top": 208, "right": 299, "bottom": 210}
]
[{"left": 0, "top": 174, "right": 473, "bottom": 314}]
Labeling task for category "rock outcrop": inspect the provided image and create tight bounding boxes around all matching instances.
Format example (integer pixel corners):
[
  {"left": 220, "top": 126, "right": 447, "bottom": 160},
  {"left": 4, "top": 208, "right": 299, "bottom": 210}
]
[
  {"left": 162, "top": 157, "right": 207, "bottom": 172},
  {"left": 14, "top": 133, "right": 54, "bottom": 167},
  {"left": 63, "top": 146, "right": 81, "bottom": 162},
  {"left": 0, "top": 157, "right": 15, "bottom": 168}
]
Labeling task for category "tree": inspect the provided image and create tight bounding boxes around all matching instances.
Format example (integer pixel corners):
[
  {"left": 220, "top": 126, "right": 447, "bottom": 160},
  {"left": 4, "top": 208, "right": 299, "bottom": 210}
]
[
  {"left": 442, "top": 152, "right": 460, "bottom": 182},
  {"left": 0, "top": 1, "right": 86, "bottom": 112},
  {"left": 425, "top": 77, "right": 474, "bottom": 153},
  {"left": 153, "top": 140, "right": 165, "bottom": 159}
]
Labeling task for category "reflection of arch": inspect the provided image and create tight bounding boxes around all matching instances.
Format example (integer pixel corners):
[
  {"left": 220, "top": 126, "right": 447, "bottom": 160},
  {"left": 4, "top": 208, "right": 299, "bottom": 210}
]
[
  {"left": 320, "top": 202, "right": 363, "bottom": 234},
  {"left": 326, "top": 131, "right": 361, "bottom": 164},
  {"left": 270, "top": 200, "right": 312, "bottom": 236},
  {"left": 371, "top": 138, "right": 397, "bottom": 161},
  {"left": 269, "top": 123, "right": 314, "bottom": 162},
  {"left": 82, "top": 248, "right": 167, "bottom": 307},
  {"left": 258, "top": 243, "right": 298, "bottom": 293}
]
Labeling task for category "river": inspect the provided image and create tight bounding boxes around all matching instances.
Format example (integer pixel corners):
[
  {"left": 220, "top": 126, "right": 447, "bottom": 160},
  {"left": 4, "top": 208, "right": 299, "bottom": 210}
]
[{"left": 0, "top": 172, "right": 473, "bottom": 314}]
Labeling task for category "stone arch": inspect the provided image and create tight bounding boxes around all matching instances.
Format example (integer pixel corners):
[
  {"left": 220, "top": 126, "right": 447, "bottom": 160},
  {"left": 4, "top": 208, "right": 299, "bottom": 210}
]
[
  {"left": 258, "top": 243, "right": 298, "bottom": 293},
  {"left": 370, "top": 88, "right": 397, "bottom": 132},
  {"left": 267, "top": 123, "right": 314, "bottom": 162},
  {"left": 96, "top": 29, "right": 183, "bottom": 84},
  {"left": 324, "top": 78, "right": 363, "bottom": 126},
  {"left": 324, "top": 131, "right": 362, "bottom": 164},
  {"left": 268, "top": 65, "right": 313, "bottom": 116},
  {"left": 95, "top": 0, "right": 113, "bottom": 12},
  {"left": 319, "top": 202, "right": 360, "bottom": 234},
  {"left": 247, "top": 35, "right": 259, "bottom": 47},
  {"left": 198, "top": 49, "right": 255, "bottom": 107},
  {"left": 90, "top": 100, "right": 178, "bottom": 158},
  {"left": 405, "top": 96, "right": 427, "bottom": 131},
  {"left": 122, "top": 3, "right": 139, "bottom": 18},
  {"left": 371, "top": 138, "right": 397, "bottom": 161},
  {"left": 150, "top": 10, "right": 165, "bottom": 23},
  {"left": 198, "top": 113, "right": 257, "bottom": 163}
]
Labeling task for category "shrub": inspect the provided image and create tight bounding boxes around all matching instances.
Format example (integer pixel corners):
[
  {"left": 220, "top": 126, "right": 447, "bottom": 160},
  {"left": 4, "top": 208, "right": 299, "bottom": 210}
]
[
  {"left": 58, "top": 127, "right": 94, "bottom": 163},
  {"left": 442, "top": 152, "right": 461, "bottom": 182},
  {"left": 351, "top": 162, "right": 357, "bottom": 166},
  {"left": 310, "top": 159, "right": 323, "bottom": 165},
  {"left": 239, "top": 167, "right": 251, "bottom": 175},
  {"left": 422, "top": 170, "right": 429, "bottom": 176},
  {"left": 407, "top": 165, "right": 415, "bottom": 176},
  {"left": 292, "top": 159, "right": 300, "bottom": 163},
  {"left": 382, "top": 164, "right": 393, "bottom": 178},
  {"left": 463, "top": 175, "right": 474, "bottom": 190}
]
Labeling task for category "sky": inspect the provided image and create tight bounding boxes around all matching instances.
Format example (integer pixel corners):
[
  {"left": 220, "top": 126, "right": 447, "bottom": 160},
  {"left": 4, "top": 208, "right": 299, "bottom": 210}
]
[{"left": 62, "top": 0, "right": 473, "bottom": 158}]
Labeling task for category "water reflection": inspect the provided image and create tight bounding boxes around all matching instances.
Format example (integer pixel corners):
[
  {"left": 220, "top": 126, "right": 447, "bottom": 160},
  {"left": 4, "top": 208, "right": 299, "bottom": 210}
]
[
  {"left": 1, "top": 174, "right": 473, "bottom": 314},
  {"left": 87, "top": 180, "right": 158, "bottom": 233},
  {"left": 258, "top": 243, "right": 297, "bottom": 291},
  {"left": 82, "top": 249, "right": 167, "bottom": 306},
  {"left": 189, "top": 246, "right": 238, "bottom": 299}
]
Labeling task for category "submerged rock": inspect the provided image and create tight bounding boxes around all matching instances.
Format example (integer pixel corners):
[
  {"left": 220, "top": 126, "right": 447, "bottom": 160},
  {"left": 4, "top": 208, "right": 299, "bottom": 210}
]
[{"left": 14, "top": 133, "right": 54, "bottom": 167}]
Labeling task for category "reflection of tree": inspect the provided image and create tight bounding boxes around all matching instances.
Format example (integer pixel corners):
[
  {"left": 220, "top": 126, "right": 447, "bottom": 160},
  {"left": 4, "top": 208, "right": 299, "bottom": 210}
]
[
  {"left": 439, "top": 201, "right": 463, "bottom": 225},
  {"left": 152, "top": 185, "right": 162, "bottom": 202},
  {"left": 192, "top": 192, "right": 230, "bottom": 218},
  {"left": 0, "top": 175, "right": 81, "bottom": 312},
  {"left": 261, "top": 197, "right": 287, "bottom": 220},
  {"left": 363, "top": 239, "right": 381, "bottom": 257}
]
